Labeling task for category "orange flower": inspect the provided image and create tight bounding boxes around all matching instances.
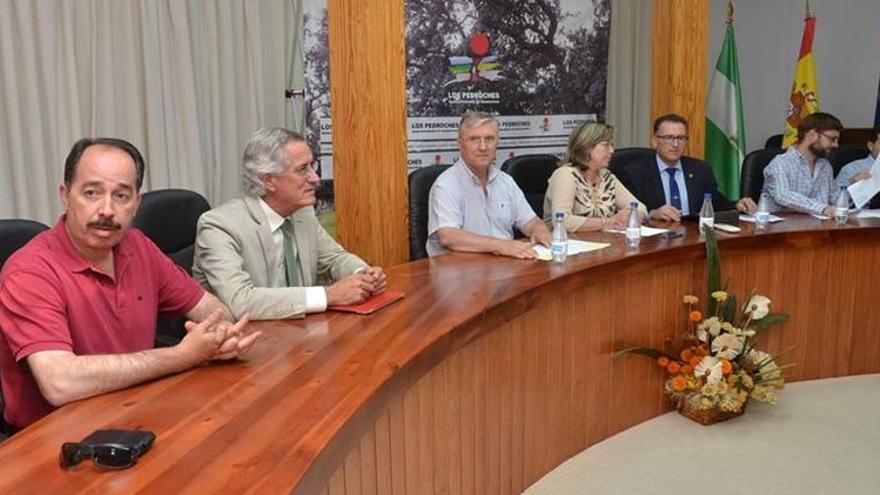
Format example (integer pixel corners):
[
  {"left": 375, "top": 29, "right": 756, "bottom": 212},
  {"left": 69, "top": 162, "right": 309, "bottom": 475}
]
[
  {"left": 680, "top": 349, "right": 693, "bottom": 362},
  {"left": 721, "top": 359, "right": 733, "bottom": 375},
  {"left": 689, "top": 356, "right": 702, "bottom": 367},
  {"left": 688, "top": 310, "right": 703, "bottom": 322},
  {"left": 681, "top": 364, "right": 694, "bottom": 375},
  {"left": 657, "top": 356, "right": 669, "bottom": 367},
  {"left": 667, "top": 362, "right": 681, "bottom": 374},
  {"left": 671, "top": 375, "right": 688, "bottom": 392}
]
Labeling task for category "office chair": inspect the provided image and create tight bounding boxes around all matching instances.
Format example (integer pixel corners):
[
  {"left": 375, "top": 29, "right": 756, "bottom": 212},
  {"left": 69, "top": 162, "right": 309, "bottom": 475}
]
[
  {"left": 131, "top": 189, "right": 211, "bottom": 346},
  {"left": 408, "top": 165, "right": 450, "bottom": 260},
  {"left": 740, "top": 149, "right": 786, "bottom": 201},
  {"left": 764, "top": 134, "right": 783, "bottom": 149},
  {"left": 0, "top": 218, "right": 50, "bottom": 438},
  {"left": 500, "top": 154, "right": 559, "bottom": 220},
  {"left": 828, "top": 144, "right": 869, "bottom": 177},
  {"left": 608, "top": 147, "right": 655, "bottom": 176}
]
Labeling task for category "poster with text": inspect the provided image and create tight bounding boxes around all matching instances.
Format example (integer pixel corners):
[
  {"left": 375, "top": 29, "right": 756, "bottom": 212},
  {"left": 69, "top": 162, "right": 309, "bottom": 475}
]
[{"left": 303, "top": 0, "right": 611, "bottom": 211}]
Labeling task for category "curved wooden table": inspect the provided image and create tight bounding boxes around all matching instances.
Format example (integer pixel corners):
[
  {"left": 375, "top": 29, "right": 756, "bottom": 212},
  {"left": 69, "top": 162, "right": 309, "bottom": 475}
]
[{"left": 1, "top": 216, "right": 879, "bottom": 494}]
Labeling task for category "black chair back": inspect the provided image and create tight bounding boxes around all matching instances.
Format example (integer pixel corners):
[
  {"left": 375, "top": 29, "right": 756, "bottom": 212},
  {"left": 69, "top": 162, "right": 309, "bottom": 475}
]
[
  {"left": 0, "top": 219, "right": 49, "bottom": 270},
  {"left": 740, "top": 149, "right": 786, "bottom": 201},
  {"left": 828, "top": 144, "right": 869, "bottom": 177},
  {"left": 764, "top": 134, "right": 783, "bottom": 149},
  {"left": 500, "top": 154, "right": 559, "bottom": 219},
  {"left": 0, "top": 218, "right": 49, "bottom": 438},
  {"left": 131, "top": 189, "right": 210, "bottom": 347},
  {"left": 408, "top": 165, "right": 450, "bottom": 260},
  {"left": 132, "top": 189, "right": 211, "bottom": 273},
  {"left": 608, "top": 147, "right": 655, "bottom": 176}
]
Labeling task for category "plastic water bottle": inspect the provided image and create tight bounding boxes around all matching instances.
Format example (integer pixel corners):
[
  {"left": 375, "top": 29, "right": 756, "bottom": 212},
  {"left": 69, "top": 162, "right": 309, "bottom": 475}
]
[
  {"left": 699, "top": 193, "right": 714, "bottom": 236},
  {"left": 835, "top": 185, "right": 850, "bottom": 225},
  {"left": 551, "top": 212, "right": 567, "bottom": 262},
  {"left": 755, "top": 187, "right": 771, "bottom": 229},
  {"left": 626, "top": 201, "right": 641, "bottom": 248}
]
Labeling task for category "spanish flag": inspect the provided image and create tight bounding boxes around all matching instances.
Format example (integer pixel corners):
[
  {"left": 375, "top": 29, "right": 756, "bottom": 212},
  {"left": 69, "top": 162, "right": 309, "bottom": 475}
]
[{"left": 782, "top": 12, "right": 820, "bottom": 148}]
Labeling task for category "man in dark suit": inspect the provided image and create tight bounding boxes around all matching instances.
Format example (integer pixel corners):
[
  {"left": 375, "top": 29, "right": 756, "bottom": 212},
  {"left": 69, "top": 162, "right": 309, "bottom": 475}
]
[{"left": 613, "top": 114, "right": 756, "bottom": 222}]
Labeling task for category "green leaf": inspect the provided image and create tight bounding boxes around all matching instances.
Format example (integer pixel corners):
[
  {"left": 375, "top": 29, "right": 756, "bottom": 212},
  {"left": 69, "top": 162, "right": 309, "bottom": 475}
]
[
  {"left": 749, "top": 313, "right": 790, "bottom": 332},
  {"left": 613, "top": 346, "right": 669, "bottom": 361},
  {"left": 705, "top": 227, "right": 722, "bottom": 315},
  {"left": 722, "top": 294, "right": 738, "bottom": 323}
]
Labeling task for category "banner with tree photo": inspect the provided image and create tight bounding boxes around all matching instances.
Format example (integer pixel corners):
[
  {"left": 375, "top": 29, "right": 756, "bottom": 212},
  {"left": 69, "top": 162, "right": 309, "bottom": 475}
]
[
  {"left": 405, "top": 0, "right": 610, "bottom": 169},
  {"left": 303, "top": 0, "right": 611, "bottom": 216}
]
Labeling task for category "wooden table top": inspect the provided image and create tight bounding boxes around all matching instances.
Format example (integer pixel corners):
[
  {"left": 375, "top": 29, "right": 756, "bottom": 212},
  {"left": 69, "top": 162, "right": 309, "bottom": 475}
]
[{"left": 0, "top": 214, "right": 878, "bottom": 493}]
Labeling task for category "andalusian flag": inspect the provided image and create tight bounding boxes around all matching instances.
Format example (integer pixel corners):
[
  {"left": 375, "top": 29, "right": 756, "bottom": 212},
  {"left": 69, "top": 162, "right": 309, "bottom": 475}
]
[
  {"left": 705, "top": 4, "right": 744, "bottom": 200},
  {"left": 782, "top": 11, "right": 820, "bottom": 148}
]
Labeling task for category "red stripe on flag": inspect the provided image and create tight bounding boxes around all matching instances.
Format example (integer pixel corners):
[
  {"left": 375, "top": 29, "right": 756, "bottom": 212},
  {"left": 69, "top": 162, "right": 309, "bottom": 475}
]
[{"left": 798, "top": 16, "right": 816, "bottom": 60}]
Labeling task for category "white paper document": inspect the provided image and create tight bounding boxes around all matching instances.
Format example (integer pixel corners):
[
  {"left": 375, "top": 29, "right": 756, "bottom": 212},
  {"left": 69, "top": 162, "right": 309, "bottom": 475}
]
[
  {"left": 847, "top": 154, "right": 880, "bottom": 208},
  {"left": 856, "top": 209, "right": 880, "bottom": 219},
  {"left": 603, "top": 226, "right": 669, "bottom": 237},
  {"left": 535, "top": 239, "right": 610, "bottom": 261},
  {"left": 738, "top": 214, "right": 785, "bottom": 223}
]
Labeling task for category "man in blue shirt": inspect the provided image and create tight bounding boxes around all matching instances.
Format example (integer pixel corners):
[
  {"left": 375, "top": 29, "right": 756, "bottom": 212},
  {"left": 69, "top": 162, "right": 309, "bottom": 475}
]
[
  {"left": 764, "top": 112, "right": 842, "bottom": 216},
  {"left": 835, "top": 126, "right": 880, "bottom": 208},
  {"left": 427, "top": 111, "right": 551, "bottom": 258}
]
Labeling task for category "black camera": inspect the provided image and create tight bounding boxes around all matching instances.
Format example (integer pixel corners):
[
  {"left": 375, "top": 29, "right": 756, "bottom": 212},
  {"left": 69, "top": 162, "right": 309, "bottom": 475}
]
[{"left": 59, "top": 429, "right": 155, "bottom": 470}]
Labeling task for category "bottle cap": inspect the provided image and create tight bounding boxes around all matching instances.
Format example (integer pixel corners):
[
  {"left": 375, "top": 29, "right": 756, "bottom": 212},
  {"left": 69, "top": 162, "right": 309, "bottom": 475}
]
[
  {"left": 555, "top": 211, "right": 565, "bottom": 219},
  {"left": 630, "top": 201, "right": 638, "bottom": 207},
  {"left": 704, "top": 193, "right": 712, "bottom": 198}
]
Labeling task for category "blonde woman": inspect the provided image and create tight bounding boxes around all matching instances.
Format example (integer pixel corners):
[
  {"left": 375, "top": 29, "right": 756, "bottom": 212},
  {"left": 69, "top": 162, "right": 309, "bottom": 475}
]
[{"left": 543, "top": 122, "right": 647, "bottom": 232}]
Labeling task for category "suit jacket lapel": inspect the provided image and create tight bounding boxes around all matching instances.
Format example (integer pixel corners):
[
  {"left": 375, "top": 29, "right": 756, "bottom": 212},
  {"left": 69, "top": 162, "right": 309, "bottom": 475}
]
[
  {"left": 645, "top": 158, "right": 666, "bottom": 208},
  {"left": 244, "top": 196, "right": 280, "bottom": 286}
]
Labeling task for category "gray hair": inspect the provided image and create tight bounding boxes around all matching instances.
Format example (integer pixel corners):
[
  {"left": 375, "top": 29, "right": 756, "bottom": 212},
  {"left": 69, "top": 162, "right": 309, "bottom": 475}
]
[
  {"left": 458, "top": 110, "right": 499, "bottom": 136},
  {"left": 241, "top": 127, "right": 307, "bottom": 196}
]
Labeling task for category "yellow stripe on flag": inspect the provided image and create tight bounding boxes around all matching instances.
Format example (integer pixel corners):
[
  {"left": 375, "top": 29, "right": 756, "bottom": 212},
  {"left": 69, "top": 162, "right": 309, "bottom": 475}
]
[{"left": 782, "top": 16, "right": 820, "bottom": 149}]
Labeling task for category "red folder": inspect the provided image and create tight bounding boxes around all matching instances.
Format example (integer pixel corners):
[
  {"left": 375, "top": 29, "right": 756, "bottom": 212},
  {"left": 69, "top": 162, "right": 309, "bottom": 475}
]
[{"left": 328, "top": 289, "right": 405, "bottom": 315}]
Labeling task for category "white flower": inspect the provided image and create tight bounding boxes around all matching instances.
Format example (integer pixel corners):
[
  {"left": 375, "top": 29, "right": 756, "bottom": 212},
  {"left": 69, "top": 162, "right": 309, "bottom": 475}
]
[
  {"left": 746, "top": 295, "right": 771, "bottom": 320},
  {"left": 712, "top": 333, "right": 744, "bottom": 360},
  {"left": 694, "top": 356, "right": 723, "bottom": 385},
  {"left": 743, "top": 349, "right": 783, "bottom": 386},
  {"left": 697, "top": 316, "right": 722, "bottom": 342},
  {"left": 729, "top": 326, "right": 756, "bottom": 337}
]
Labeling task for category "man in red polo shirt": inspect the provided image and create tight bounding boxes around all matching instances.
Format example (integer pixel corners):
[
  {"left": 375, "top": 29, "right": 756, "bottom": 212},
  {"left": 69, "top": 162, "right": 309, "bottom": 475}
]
[{"left": 0, "top": 137, "right": 260, "bottom": 431}]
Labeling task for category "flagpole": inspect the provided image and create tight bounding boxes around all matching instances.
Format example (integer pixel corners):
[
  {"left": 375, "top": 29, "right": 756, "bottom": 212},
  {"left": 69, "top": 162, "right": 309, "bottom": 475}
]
[{"left": 726, "top": 1, "right": 734, "bottom": 26}]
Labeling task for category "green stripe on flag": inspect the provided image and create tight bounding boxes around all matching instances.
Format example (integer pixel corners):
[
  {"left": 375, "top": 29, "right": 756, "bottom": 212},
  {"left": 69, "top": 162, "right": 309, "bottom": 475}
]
[{"left": 705, "top": 24, "right": 745, "bottom": 199}]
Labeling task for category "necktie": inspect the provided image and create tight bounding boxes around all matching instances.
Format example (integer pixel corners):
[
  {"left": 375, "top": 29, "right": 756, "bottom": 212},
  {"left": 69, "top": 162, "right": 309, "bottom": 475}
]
[
  {"left": 282, "top": 220, "right": 303, "bottom": 287},
  {"left": 665, "top": 168, "right": 682, "bottom": 210}
]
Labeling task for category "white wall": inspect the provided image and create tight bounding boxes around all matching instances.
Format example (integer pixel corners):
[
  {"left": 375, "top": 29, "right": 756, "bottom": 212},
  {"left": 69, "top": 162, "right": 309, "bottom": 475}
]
[{"left": 708, "top": 0, "right": 880, "bottom": 152}]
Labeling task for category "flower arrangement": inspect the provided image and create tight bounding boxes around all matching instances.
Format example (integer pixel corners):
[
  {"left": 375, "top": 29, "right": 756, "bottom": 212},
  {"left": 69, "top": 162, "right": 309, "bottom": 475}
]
[{"left": 615, "top": 228, "right": 791, "bottom": 424}]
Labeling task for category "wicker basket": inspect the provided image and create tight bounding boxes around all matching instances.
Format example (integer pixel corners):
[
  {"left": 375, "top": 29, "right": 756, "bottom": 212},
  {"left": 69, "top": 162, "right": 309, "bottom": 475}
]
[{"left": 677, "top": 397, "right": 747, "bottom": 425}]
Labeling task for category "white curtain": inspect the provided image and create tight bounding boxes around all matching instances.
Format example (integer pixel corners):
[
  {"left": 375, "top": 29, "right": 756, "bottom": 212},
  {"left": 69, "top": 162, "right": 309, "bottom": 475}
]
[
  {"left": 606, "top": 0, "right": 653, "bottom": 148},
  {"left": 0, "top": 0, "right": 303, "bottom": 224}
]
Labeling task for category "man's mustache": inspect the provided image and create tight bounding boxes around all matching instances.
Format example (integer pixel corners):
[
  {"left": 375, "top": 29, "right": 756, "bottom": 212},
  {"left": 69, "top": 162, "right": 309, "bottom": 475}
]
[{"left": 87, "top": 218, "right": 122, "bottom": 230}]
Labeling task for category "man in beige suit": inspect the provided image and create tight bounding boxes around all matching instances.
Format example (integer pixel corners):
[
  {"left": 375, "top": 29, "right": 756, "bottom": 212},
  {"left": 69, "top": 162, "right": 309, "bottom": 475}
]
[{"left": 193, "top": 127, "right": 386, "bottom": 320}]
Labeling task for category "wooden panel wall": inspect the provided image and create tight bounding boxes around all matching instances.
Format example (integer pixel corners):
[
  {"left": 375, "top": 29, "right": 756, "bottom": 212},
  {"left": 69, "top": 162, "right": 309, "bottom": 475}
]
[
  {"left": 320, "top": 237, "right": 880, "bottom": 495},
  {"left": 651, "top": 0, "right": 710, "bottom": 158},
  {"left": 327, "top": 0, "right": 409, "bottom": 267}
]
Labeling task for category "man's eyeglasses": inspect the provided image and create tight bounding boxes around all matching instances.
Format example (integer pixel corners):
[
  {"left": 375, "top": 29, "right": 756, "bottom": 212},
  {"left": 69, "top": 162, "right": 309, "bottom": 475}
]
[
  {"left": 60, "top": 442, "right": 140, "bottom": 470},
  {"left": 292, "top": 162, "right": 318, "bottom": 177},
  {"left": 656, "top": 135, "right": 689, "bottom": 144},
  {"left": 819, "top": 132, "right": 840, "bottom": 144}
]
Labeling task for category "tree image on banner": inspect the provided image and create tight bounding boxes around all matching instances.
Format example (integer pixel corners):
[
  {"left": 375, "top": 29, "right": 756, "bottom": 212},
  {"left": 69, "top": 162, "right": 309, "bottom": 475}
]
[{"left": 406, "top": 0, "right": 610, "bottom": 117}]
